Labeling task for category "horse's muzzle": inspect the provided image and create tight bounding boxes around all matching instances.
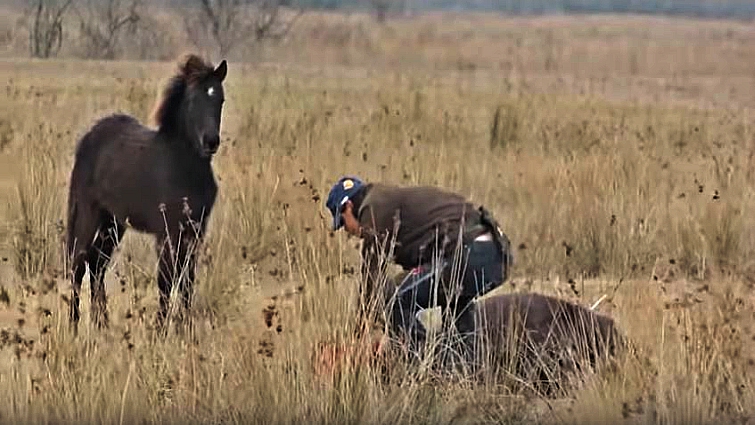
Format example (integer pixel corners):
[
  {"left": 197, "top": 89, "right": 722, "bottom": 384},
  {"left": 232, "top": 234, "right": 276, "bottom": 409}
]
[{"left": 203, "top": 134, "right": 220, "bottom": 156}]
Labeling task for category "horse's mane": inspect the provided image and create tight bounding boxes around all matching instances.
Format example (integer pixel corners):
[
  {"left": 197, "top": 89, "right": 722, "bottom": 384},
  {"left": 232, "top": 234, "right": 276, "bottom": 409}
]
[{"left": 150, "top": 53, "right": 216, "bottom": 133}]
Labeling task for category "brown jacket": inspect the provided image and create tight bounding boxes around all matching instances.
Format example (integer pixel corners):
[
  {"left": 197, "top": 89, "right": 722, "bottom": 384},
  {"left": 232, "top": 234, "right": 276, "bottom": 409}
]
[{"left": 354, "top": 183, "right": 489, "bottom": 301}]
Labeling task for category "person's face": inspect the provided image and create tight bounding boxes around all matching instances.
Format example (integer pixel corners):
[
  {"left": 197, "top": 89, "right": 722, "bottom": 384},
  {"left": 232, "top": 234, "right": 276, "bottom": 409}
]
[{"left": 340, "top": 200, "right": 361, "bottom": 237}]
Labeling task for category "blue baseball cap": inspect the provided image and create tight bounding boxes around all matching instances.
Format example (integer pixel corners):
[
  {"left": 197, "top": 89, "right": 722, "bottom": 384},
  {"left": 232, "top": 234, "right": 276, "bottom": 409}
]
[{"left": 326, "top": 176, "right": 365, "bottom": 230}]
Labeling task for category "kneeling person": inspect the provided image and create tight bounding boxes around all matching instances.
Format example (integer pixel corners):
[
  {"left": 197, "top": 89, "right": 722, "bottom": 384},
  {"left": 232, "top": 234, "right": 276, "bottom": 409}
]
[{"left": 325, "top": 176, "right": 514, "bottom": 346}]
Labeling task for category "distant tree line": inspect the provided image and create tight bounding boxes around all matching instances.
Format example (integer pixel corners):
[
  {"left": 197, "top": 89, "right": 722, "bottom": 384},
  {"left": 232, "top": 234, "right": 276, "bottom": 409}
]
[
  {"left": 486, "top": 0, "right": 755, "bottom": 18},
  {"left": 295, "top": 0, "right": 755, "bottom": 18},
  {"left": 20, "top": 0, "right": 303, "bottom": 59},
  {"left": 11, "top": 0, "right": 755, "bottom": 16},
  {"left": 15, "top": 0, "right": 755, "bottom": 61}
]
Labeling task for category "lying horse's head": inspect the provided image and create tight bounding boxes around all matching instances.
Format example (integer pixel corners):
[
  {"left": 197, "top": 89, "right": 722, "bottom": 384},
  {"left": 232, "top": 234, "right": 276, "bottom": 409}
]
[{"left": 312, "top": 333, "right": 386, "bottom": 379}]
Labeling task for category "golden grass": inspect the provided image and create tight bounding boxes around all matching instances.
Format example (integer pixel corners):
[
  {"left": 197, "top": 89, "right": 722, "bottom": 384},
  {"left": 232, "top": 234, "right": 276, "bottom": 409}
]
[{"left": 0, "top": 11, "right": 755, "bottom": 424}]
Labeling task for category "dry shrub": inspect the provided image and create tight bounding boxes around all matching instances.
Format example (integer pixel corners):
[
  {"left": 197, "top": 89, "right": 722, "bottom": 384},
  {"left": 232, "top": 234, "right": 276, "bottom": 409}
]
[
  {"left": 562, "top": 276, "right": 755, "bottom": 425},
  {"left": 10, "top": 123, "right": 66, "bottom": 281}
]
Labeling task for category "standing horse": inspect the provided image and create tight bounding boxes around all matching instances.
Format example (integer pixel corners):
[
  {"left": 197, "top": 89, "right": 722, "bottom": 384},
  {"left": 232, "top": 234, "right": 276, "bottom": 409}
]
[{"left": 66, "top": 54, "right": 228, "bottom": 332}]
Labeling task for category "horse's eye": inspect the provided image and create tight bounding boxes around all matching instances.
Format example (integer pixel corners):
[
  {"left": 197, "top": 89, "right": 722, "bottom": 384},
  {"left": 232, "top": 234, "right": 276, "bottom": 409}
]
[{"left": 207, "top": 87, "right": 215, "bottom": 97}]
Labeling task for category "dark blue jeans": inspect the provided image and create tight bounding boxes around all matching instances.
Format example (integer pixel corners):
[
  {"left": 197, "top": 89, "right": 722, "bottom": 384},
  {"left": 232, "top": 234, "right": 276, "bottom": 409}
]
[{"left": 388, "top": 239, "right": 505, "bottom": 344}]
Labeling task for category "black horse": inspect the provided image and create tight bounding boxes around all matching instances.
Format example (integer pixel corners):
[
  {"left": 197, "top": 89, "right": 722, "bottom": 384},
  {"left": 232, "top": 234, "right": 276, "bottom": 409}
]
[{"left": 65, "top": 54, "right": 228, "bottom": 332}]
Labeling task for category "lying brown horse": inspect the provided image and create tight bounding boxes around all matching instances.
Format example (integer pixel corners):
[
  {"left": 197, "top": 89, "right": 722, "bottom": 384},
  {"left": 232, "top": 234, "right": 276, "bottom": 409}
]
[
  {"left": 472, "top": 291, "right": 623, "bottom": 395},
  {"left": 66, "top": 54, "right": 228, "bottom": 333},
  {"left": 314, "top": 291, "right": 624, "bottom": 396}
]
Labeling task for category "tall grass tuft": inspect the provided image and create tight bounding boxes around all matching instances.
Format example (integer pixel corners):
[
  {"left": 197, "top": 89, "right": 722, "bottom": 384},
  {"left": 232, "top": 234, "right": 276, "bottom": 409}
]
[{"left": 10, "top": 124, "right": 67, "bottom": 280}]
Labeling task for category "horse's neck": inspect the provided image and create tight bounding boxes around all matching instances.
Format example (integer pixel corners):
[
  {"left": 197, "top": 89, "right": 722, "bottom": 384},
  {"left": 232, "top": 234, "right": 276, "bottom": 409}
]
[
  {"left": 157, "top": 131, "right": 214, "bottom": 170},
  {"left": 157, "top": 130, "right": 193, "bottom": 153}
]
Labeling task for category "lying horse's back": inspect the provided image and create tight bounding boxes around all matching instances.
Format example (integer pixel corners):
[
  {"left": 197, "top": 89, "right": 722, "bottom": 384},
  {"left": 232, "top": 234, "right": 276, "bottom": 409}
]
[
  {"left": 477, "top": 292, "right": 622, "bottom": 353},
  {"left": 474, "top": 292, "right": 624, "bottom": 394}
]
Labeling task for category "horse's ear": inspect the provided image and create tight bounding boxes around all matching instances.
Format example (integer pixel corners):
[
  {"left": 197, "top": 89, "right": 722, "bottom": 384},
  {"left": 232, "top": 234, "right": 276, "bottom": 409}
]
[{"left": 214, "top": 60, "right": 227, "bottom": 82}]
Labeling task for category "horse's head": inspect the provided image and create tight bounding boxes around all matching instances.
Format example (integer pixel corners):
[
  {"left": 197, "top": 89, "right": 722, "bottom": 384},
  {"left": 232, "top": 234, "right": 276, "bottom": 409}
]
[
  {"left": 182, "top": 57, "right": 227, "bottom": 158},
  {"left": 153, "top": 54, "right": 228, "bottom": 159}
]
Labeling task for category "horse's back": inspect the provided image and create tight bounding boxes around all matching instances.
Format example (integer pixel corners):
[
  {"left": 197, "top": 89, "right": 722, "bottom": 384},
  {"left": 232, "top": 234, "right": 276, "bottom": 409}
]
[
  {"left": 476, "top": 292, "right": 564, "bottom": 330},
  {"left": 69, "top": 113, "right": 156, "bottom": 221},
  {"left": 476, "top": 292, "right": 622, "bottom": 354},
  {"left": 73, "top": 113, "right": 150, "bottom": 160}
]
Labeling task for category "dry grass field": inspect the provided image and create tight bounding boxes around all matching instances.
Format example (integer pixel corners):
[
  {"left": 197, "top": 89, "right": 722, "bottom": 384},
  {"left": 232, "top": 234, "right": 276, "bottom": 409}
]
[{"left": 1, "top": 7, "right": 755, "bottom": 424}]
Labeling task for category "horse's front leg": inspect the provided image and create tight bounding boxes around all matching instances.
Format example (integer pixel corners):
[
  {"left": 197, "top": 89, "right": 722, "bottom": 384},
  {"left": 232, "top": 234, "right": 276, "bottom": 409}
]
[
  {"left": 178, "top": 240, "right": 198, "bottom": 314},
  {"left": 155, "top": 234, "right": 176, "bottom": 335},
  {"left": 174, "top": 232, "right": 201, "bottom": 334}
]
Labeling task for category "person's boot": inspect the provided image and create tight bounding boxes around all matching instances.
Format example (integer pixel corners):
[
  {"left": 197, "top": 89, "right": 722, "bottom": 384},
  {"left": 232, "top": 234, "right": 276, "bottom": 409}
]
[{"left": 389, "top": 300, "right": 428, "bottom": 361}]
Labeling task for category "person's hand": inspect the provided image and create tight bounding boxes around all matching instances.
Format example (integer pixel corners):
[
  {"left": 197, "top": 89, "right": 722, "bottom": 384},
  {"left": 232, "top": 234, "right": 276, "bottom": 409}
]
[{"left": 341, "top": 201, "right": 362, "bottom": 237}]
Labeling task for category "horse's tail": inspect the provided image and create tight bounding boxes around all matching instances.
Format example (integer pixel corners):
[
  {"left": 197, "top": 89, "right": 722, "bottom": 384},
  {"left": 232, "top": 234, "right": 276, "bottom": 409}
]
[
  {"left": 64, "top": 140, "right": 89, "bottom": 280},
  {"left": 66, "top": 129, "right": 91, "bottom": 271}
]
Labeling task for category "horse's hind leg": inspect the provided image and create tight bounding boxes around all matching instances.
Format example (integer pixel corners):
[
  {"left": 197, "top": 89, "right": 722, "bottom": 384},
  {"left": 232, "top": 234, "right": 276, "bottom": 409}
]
[
  {"left": 67, "top": 202, "right": 101, "bottom": 332},
  {"left": 87, "top": 212, "right": 125, "bottom": 329},
  {"left": 70, "top": 256, "right": 87, "bottom": 326}
]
